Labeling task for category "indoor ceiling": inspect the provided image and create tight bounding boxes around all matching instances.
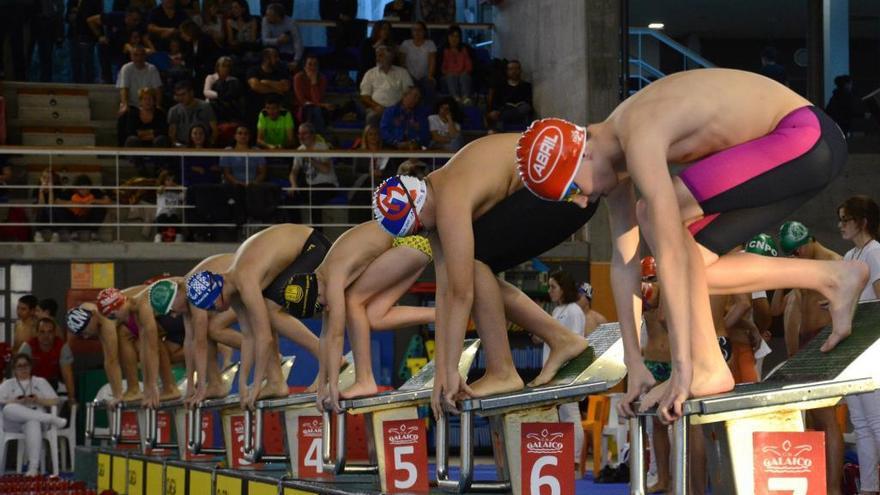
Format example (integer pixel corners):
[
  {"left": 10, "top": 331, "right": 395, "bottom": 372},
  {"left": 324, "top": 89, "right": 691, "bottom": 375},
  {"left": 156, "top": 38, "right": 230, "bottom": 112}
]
[{"left": 629, "top": 0, "right": 880, "bottom": 39}]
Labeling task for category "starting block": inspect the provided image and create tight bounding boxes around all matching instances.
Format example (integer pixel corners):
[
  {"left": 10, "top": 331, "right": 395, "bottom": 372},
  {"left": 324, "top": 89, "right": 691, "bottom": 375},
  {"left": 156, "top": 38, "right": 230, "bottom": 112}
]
[
  {"left": 244, "top": 352, "right": 356, "bottom": 477},
  {"left": 84, "top": 381, "right": 143, "bottom": 448},
  {"left": 437, "top": 323, "right": 627, "bottom": 494},
  {"left": 188, "top": 356, "right": 296, "bottom": 468},
  {"left": 631, "top": 300, "right": 880, "bottom": 495},
  {"left": 320, "top": 339, "right": 482, "bottom": 492}
]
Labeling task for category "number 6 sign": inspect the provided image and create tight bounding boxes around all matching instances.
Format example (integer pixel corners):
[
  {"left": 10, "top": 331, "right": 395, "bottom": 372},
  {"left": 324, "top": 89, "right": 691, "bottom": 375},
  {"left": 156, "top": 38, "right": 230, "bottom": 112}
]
[
  {"left": 521, "top": 422, "right": 574, "bottom": 495},
  {"left": 382, "top": 419, "right": 429, "bottom": 493},
  {"left": 753, "top": 431, "right": 825, "bottom": 495}
]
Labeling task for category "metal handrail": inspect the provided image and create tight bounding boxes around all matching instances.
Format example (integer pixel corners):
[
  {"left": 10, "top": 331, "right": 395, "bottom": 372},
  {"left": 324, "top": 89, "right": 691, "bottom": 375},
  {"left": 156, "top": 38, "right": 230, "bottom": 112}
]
[{"left": 628, "top": 27, "right": 716, "bottom": 69}]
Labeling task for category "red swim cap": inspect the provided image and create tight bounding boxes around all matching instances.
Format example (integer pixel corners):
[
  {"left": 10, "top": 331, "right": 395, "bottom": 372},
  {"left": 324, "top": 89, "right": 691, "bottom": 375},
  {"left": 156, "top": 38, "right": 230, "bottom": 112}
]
[
  {"left": 641, "top": 256, "right": 656, "bottom": 279},
  {"left": 516, "top": 118, "right": 588, "bottom": 201},
  {"left": 96, "top": 288, "right": 126, "bottom": 317}
]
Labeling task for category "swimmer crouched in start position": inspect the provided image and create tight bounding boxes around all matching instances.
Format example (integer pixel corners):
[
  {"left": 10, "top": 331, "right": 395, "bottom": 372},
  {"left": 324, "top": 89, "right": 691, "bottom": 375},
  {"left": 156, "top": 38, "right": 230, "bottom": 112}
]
[{"left": 517, "top": 68, "right": 867, "bottom": 423}]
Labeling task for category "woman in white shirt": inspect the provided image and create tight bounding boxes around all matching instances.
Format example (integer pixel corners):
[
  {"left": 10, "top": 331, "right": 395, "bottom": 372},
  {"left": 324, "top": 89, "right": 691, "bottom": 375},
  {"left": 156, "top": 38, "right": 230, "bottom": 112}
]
[
  {"left": 540, "top": 270, "right": 586, "bottom": 468},
  {"left": 0, "top": 353, "right": 66, "bottom": 476},
  {"left": 839, "top": 195, "right": 880, "bottom": 495},
  {"left": 428, "top": 97, "right": 463, "bottom": 152}
]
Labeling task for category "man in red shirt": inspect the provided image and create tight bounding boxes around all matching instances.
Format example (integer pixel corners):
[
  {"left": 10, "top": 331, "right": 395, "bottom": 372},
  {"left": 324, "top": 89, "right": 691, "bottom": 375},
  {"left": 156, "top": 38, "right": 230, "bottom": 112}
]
[{"left": 20, "top": 318, "right": 76, "bottom": 404}]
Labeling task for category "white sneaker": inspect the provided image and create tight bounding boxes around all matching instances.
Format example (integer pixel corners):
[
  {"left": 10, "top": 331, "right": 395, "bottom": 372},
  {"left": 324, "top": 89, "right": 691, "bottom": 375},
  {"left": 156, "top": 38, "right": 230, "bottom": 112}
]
[
  {"left": 154, "top": 233, "right": 162, "bottom": 243},
  {"left": 34, "top": 232, "right": 45, "bottom": 242},
  {"left": 50, "top": 232, "right": 60, "bottom": 242},
  {"left": 52, "top": 416, "right": 67, "bottom": 429}
]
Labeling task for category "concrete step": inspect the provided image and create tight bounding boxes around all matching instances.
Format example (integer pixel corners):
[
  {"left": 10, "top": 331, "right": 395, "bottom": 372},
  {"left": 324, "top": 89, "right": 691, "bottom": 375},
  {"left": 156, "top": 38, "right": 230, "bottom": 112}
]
[
  {"left": 17, "top": 89, "right": 90, "bottom": 110},
  {"left": 21, "top": 126, "right": 96, "bottom": 146},
  {"left": 17, "top": 105, "right": 92, "bottom": 124}
]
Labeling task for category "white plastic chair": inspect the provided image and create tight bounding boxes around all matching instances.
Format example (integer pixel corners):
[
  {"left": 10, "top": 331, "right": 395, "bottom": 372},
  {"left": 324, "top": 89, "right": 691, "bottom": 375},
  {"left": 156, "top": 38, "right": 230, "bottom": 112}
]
[
  {"left": 56, "top": 401, "right": 78, "bottom": 472},
  {"left": 0, "top": 404, "right": 61, "bottom": 476},
  {"left": 600, "top": 392, "right": 629, "bottom": 468}
]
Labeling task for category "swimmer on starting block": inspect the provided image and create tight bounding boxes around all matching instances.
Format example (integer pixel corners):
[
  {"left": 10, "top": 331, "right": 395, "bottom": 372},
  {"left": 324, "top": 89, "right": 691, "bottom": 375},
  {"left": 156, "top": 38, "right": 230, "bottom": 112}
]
[
  {"left": 93, "top": 286, "right": 183, "bottom": 408},
  {"left": 373, "top": 137, "right": 597, "bottom": 416},
  {"left": 185, "top": 224, "right": 330, "bottom": 409},
  {"left": 147, "top": 254, "right": 246, "bottom": 406},
  {"left": 517, "top": 68, "right": 868, "bottom": 423}
]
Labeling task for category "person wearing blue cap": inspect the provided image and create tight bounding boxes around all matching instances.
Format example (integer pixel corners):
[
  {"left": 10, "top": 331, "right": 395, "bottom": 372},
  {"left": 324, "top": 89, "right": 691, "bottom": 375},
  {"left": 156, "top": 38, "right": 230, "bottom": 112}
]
[
  {"left": 65, "top": 303, "right": 142, "bottom": 407},
  {"left": 186, "top": 223, "right": 331, "bottom": 408}
]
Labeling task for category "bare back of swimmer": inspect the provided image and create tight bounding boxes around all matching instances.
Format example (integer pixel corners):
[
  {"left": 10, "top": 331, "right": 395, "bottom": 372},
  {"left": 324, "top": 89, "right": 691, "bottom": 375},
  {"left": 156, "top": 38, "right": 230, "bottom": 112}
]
[{"left": 517, "top": 68, "right": 868, "bottom": 423}]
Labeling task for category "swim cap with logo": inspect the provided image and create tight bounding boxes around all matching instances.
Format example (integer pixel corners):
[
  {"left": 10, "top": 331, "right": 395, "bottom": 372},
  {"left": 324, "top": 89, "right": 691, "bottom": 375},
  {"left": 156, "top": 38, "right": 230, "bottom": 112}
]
[
  {"left": 745, "top": 233, "right": 778, "bottom": 257},
  {"left": 186, "top": 271, "right": 224, "bottom": 310},
  {"left": 578, "top": 282, "right": 594, "bottom": 300},
  {"left": 149, "top": 279, "right": 179, "bottom": 316},
  {"left": 779, "top": 221, "right": 811, "bottom": 255},
  {"left": 281, "top": 273, "right": 321, "bottom": 318},
  {"left": 373, "top": 175, "right": 428, "bottom": 237},
  {"left": 516, "top": 118, "right": 588, "bottom": 201},
  {"left": 66, "top": 307, "right": 92, "bottom": 335},
  {"left": 96, "top": 288, "right": 126, "bottom": 317}
]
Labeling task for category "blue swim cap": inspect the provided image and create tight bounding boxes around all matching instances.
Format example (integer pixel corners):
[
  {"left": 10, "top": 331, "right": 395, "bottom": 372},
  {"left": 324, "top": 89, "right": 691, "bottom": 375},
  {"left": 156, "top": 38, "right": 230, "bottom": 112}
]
[
  {"left": 373, "top": 176, "right": 427, "bottom": 237},
  {"left": 186, "top": 271, "right": 224, "bottom": 310}
]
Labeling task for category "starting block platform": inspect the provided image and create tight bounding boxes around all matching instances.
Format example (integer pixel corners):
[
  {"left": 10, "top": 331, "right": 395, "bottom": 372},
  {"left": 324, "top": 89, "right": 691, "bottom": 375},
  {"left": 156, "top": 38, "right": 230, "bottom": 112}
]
[
  {"left": 438, "top": 322, "right": 626, "bottom": 495},
  {"left": 631, "top": 300, "right": 880, "bottom": 495}
]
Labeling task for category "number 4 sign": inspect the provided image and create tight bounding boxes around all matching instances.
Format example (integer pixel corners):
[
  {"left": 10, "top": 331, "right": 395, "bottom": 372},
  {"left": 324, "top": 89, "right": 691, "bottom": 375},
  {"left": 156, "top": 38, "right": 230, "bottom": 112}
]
[
  {"left": 753, "top": 431, "right": 826, "bottom": 495},
  {"left": 297, "top": 416, "right": 328, "bottom": 479},
  {"left": 382, "top": 419, "right": 429, "bottom": 493},
  {"left": 521, "top": 422, "right": 574, "bottom": 495}
]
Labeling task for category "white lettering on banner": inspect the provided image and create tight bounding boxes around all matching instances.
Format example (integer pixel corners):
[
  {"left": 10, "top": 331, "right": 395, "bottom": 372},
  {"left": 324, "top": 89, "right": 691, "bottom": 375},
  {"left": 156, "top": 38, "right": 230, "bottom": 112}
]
[
  {"left": 304, "top": 438, "right": 323, "bottom": 473},
  {"left": 392, "top": 446, "right": 417, "bottom": 489},
  {"left": 530, "top": 456, "right": 561, "bottom": 495}
]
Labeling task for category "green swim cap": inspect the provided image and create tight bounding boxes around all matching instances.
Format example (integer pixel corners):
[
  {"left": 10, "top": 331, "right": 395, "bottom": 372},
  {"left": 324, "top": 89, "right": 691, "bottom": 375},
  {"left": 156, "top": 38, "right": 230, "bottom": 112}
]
[
  {"left": 744, "top": 233, "right": 778, "bottom": 257},
  {"left": 779, "top": 221, "right": 811, "bottom": 255},
  {"left": 149, "top": 279, "right": 179, "bottom": 316}
]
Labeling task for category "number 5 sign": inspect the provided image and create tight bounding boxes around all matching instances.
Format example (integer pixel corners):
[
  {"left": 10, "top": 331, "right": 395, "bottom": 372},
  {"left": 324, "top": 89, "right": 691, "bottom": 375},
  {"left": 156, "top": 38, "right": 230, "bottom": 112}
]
[
  {"left": 753, "top": 431, "right": 826, "bottom": 495},
  {"left": 521, "top": 422, "right": 574, "bottom": 495},
  {"left": 382, "top": 419, "right": 429, "bottom": 493}
]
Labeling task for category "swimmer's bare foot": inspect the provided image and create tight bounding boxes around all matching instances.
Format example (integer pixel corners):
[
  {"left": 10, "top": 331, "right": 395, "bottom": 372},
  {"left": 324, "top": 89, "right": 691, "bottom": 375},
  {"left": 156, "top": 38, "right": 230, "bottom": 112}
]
[
  {"left": 203, "top": 381, "right": 228, "bottom": 399},
  {"left": 647, "top": 481, "right": 670, "bottom": 494},
  {"left": 121, "top": 390, "right": 142, "bottom": 403},
  {"left": 340, "top": 380, "right": 379, "bottom": 399},
  {"left": 468, "top": 370, "right": 524, "bottom": 398},
  {"left": 822, "top": 261, "right": 868, "bottom": 353},
  {"left": 160, "top": 388, "right": 181, "bottom": 402},
  {"left": 528, "top": 333, "right": 589, "bottom": 387},
  {"left": 639, "top": 364, "right": 734, "bottom": 414},
  {"left": 258, "top": 380, "right": 289, "bottom": 399}
]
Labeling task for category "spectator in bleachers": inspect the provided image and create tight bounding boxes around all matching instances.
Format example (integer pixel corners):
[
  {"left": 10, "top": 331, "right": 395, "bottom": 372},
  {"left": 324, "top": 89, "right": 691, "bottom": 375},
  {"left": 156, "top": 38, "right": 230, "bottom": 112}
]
[
  {"left": 289, "top": 122, "right": 337, "bottom": 226},
  {"left": 181, "top": 124, "right": 221, "bottom": 185},
  {"left": 260, "top": 0, "right": 291, "bottom": 17},
  {"left": 33, "top": 169, "right": 61, "bottom": 243},
  {"left": 29, "top": 0, "right": 64, "bottom": 82},
  {"left": 90, "top": 6, "right": 148, "bottom": 84},
  {"left": 347, "top": 125, "right": 387, "bottom": 222},
  {"left": 257, "top": 93, "right": 295, "bottom": 149},
  {"left": 122, "top": 28, "right": 156, "bottom": 58},
  {"left": 383, "top": 0, "right": 412, "bottom": 20},
  {"left": 117, "top": 44, "right": 163, "bottom": 115},
  {"left": 396, "top": 158, "right": 427, "bottom": 179},
  {"left": 246, "top": 47, "right": 291, "bottom": 128},
  {"left": 122, "top": 87, "right": 170, "bottom": 147},
  {"left": 320, "top": 0, "right": 360, "bottom": 72},
  {"left": 358, "top": 20, "right": 393, "bottom": 82},
  {"left": 154, "top": 169, "right": 183, "bottom": 241},
  {"left": 440, "top": 25, "right": 472, "bottom": 105},
  {"left": 35, "top": 299, "right": 59, "bottom": 322},
  {"left": 54, "top": 174, "right": 111, "bottom": 242},
  {"left": 419, "top": 0, "right": 455, "bottom": 23},
  {"left": 168, "top": 80, "right": 218, "bottom": 145},
  {"left": 147, "top": 0, "right": 188, "bottom": 51},
  {"left": 225, "top": 0, "right": 259, "bottom": 54},
  {"left": 360, "top": 44, "right": 413, "bottom": 126},
  {"left": 179, "top": 20, "right": 221, "bottom": 84},
  {"left": 399, "top": 21, "right": 436, "bottom": 107},
  {"left": 178, "top": 0, "right": 198, "bottom": 17},
  {"left": 13, "top": 295, "right": 39, "bottom": 353},
  {"left": 67, "top": 0, "right": 104, "bottom": 83},
  {"left": 193, "top": 1, "right": 225, "bottom": 47},
  {"left": 204, "top": 56, "right": 245, "bottom": 124},
  {"left": 486, "top": 59, "right": 533, "bottom": 131},
  {"left": 826, "top": 75, "right": 859, "bottom": 137},
  {"left": 19, "top": 318, "right": 76, "bottom": 398},
  {"left": 429, "top": 96, "right": 462, "bottom": 151},
  {"left": 221, "top": 125, "right": 267, "bottom": 185},
  {"left": 262, "top": 2, "right": 303, "bottom": 68},
  {"left": 112, "top": 0, "right": 156, "bottom": 16},
  {"left": 293, "top": 55, "right": 332, "bottom": 136},
  {"left": 380, "top": 86, "right": 429, "bottom": 150}
]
